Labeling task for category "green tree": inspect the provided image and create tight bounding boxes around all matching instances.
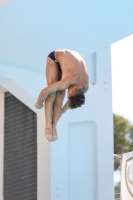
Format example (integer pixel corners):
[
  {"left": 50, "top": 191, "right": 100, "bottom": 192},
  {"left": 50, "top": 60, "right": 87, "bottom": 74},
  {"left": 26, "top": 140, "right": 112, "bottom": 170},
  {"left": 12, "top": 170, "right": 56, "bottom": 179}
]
[
  {"left": 114, "top": 114, "right": 133, "bottom": 196},
  {"left": 114, "top": 114, "right": 133, "bottom": 170},
  {"left": 115, "top": 182, "right": 120, "bottom": 194}
]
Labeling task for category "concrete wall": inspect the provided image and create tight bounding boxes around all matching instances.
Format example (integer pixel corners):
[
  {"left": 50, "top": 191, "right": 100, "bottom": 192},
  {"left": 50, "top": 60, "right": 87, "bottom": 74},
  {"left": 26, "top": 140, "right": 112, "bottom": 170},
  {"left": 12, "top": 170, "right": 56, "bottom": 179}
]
[
  {"left": 0, "top": 46, "right": 114, "bottom": 200},
  {"left": 0, "top": 92, "right": 4, "bottom": 200}
]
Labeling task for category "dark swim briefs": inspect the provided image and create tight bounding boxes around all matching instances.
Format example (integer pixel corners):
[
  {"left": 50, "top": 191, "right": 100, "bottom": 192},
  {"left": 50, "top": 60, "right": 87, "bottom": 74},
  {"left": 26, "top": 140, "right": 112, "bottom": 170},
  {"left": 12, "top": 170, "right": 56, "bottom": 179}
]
[{"left": 48, "top": 51, "right": 61, "bottom": 71}]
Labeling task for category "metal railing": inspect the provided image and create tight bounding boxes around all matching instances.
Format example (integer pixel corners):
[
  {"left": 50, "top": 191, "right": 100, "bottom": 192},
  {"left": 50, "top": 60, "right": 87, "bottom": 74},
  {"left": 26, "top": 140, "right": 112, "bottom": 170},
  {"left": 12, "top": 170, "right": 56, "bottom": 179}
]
[
  {"left": 115, "top": 193, "right": 120, "bottom": 198},
  {"left": 114, "top": 154, "right": 121, "bottom": 200},
  {"left": 113, "top": 154, "right": 122, "bottom": 159}
]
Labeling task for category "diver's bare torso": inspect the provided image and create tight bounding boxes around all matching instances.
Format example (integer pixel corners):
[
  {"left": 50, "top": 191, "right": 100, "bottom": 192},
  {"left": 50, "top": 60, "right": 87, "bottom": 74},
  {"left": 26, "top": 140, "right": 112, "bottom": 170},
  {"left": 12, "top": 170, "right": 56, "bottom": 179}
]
[{"left": 55, "top": 49, "right": 89, "bottom": 92}]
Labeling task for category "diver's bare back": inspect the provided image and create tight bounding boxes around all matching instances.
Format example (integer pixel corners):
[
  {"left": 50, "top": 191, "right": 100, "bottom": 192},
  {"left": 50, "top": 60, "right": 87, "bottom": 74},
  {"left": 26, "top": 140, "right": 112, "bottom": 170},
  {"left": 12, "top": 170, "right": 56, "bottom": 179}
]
[
  {"left": 55, "top": 49, "right": 89, "bottom": 90},
  {"left": 35, "top": 49, "right": 89, "bottom": 109}
]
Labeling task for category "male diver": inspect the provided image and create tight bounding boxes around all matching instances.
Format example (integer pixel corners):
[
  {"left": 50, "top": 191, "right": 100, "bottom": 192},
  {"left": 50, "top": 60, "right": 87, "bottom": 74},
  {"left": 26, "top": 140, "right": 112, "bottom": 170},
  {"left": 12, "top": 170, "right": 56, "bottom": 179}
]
[{"left": 35, "top": 49, "right": 89, "bottom": 142}]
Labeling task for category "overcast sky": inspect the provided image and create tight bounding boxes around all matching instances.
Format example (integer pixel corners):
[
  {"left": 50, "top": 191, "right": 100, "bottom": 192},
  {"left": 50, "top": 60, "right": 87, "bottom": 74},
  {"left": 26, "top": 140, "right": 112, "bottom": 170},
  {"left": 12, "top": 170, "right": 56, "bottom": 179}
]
[{"left": 111, "top": 34, "right": 133, "bottom": 124}]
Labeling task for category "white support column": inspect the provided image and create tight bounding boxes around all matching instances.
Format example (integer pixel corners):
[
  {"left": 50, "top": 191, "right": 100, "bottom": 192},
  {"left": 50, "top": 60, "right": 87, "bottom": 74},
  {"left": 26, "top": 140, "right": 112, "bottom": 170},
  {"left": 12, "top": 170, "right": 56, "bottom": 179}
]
[
  {"left": 51, "top": 46, "right": 114, "bottom": 200},
  {"left": 37, "top": 111, "right": 51, "bottom": 200},
  {"left": 95, "top": 47, "right": 114, "bottom": 200},
  {"left": 0, "top": 92, "right": 4, "bottom": 200}
]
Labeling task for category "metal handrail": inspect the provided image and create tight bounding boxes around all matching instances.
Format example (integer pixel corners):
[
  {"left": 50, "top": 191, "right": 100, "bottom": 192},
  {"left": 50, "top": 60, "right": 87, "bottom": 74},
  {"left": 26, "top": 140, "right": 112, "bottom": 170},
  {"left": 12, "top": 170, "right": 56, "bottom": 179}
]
[
  {"left": 113, "top": 154, "right": 122, "bottom": 159},
  {"left": 114, "top": 154, "right": 121, "bottom": 199},
  {"left": 115, "top": 193, "right": 120, "bottom": 198}
]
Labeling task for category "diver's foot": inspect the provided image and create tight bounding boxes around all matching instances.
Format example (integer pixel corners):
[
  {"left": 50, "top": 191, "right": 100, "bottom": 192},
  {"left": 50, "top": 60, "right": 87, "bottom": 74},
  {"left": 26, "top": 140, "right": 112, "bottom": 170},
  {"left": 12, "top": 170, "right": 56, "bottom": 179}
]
[
  {"left": 52, "top": 127, "right": 58, "bottom": 142},
  {"left": 45, "top": 127, "right": 52, "bottom": 142}
]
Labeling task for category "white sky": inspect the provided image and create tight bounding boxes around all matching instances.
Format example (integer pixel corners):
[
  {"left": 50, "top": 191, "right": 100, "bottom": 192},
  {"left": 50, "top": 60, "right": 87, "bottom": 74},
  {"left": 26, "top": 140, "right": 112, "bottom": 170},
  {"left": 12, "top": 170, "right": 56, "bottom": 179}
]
[
  {"left": 111, "top": 34, "right": 133, "bottom": 124},
  {"left": 111, "top": 35, "right": 133, "bottom": 184}
]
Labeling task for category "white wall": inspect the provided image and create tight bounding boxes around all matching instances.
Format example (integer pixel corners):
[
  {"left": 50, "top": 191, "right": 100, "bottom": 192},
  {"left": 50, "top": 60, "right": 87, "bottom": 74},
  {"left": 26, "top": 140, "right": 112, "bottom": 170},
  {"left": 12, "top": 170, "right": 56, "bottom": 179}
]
[
  {"left": 68, "top": 121, "right": 97, "bottom": 200},
  {"left": 0, "top": 89, "right": 51, "bottom": 200},
  {"left": 0, "top": 46, "right": 113, "bottom": 200},
  {"left": 0, "top": 92, "right": 4, "bottom": 200},
  {"left": 121, "top": 152, "right": 133, "bottom": 200},
  {"left": 37, "top": 112, "right": 51, "bottom": 200}
]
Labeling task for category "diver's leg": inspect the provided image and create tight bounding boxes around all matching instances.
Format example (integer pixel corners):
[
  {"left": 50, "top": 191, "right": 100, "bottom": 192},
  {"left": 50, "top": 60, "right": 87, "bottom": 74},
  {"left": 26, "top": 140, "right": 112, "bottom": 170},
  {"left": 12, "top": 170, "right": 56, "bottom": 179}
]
[
  {"left": 52, "top": 90, "right": 65, "bottom": 141},
  {"left": 45, "top": 57, "right": 59, "bottom": 142}
]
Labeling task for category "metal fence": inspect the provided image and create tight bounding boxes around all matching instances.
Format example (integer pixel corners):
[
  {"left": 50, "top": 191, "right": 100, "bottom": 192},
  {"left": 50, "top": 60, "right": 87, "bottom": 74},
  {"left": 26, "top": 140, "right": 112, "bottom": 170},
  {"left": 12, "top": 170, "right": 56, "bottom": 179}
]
[{"left": 114, "top": 154, "right": 122, "bottom": 200}]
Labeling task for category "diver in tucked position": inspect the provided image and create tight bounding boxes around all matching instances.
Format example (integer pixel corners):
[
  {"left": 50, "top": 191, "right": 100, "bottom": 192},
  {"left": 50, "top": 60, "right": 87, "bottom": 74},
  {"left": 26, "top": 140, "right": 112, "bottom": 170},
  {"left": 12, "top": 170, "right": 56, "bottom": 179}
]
[{"left": 35, "top": 49, "right": 89, "bottom": 142}]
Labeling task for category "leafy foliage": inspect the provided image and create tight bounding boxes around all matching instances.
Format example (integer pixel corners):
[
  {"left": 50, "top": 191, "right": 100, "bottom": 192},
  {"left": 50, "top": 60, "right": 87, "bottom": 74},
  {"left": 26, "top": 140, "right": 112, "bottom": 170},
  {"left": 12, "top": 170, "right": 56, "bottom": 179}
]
[
  {"left": 115, "top": 182, "right": 120, "bottom": 195},
  {"left": 114, "top": 114, "right": 133, "bottom": 170}
]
